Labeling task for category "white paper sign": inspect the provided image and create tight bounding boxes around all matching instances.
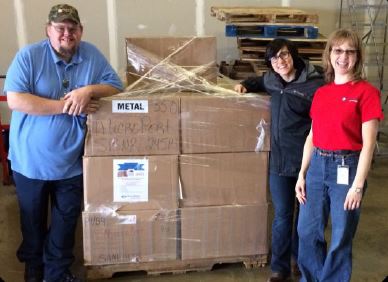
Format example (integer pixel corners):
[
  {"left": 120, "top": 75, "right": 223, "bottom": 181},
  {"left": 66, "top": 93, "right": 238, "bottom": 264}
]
[{"left": 113, "top": 159, "right": 149, "bottom": 202}]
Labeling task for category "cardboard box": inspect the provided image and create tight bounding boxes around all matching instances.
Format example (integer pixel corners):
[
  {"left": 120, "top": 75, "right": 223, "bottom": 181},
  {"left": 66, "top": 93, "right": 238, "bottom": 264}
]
[
  {"left": 181, "top": 94, "right": 271, "bottom": 153},
  {"left": 125, "top": 37, "right": 217, "bottom": 86},
  {"left": 125, "top": 66, "right": 219, "bottom": 90},
  {"left": 180, "top": 204, "right": 268, "bottom": 260},
  {"left": 84, "top": 95, "right": 180, "bottom": 156},
  {"left": 179, "top": 152, "right": 268, "bottom": 207},
  {"left": 83, "top": 210, "right": 178, "bottom": 265},
  {"left": 83, "top": 155, "right": 179, "bottom": 211}
]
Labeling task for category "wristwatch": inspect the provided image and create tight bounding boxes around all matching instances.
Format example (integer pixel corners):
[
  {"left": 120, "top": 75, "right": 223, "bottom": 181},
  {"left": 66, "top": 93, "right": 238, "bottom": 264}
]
[{"left": 353, "top": 187, "right": 363, "bottom": 194}]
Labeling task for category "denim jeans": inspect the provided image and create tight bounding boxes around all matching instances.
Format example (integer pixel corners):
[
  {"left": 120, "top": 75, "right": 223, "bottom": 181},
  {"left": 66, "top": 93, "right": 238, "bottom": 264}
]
[
  {"left": 297, "top": 150, "right": 363, "bottom": 282},
  {"left": 13, "top": 171, "right": 83, "bottom": 282},
  {"left": 269, "top": 173, "right": 299, "bottom": 275}
]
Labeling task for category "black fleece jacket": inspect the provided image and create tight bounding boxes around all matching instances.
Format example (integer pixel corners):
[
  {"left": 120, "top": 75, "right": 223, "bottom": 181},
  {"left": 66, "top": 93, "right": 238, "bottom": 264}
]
[{"left": 241, "top": 60, "right": 325, "bottom": 176}]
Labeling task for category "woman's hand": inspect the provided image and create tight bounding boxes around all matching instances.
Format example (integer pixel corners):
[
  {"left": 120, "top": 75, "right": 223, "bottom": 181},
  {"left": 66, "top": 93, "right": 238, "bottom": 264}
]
[
  {"left": 234, "top": 84, "right": 247, "bottom": 94},
  {"left": 295, "top": 175, "right": 307, "bottom": 204},
  {"left": 344, "top": 188, "right": 363, "bottom": 210}
]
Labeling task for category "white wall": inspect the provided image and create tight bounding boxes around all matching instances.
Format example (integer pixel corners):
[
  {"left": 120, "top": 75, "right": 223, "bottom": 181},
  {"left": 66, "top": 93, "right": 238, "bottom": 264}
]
[
  {"left": 1, "top": 0, "right": 340, "bottom": 75},
  {"left": 0, "top": 0, "right": 340, "bottom": 123}
]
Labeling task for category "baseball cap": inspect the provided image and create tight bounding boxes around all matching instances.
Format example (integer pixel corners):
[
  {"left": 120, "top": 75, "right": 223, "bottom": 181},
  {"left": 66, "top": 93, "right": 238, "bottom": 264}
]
[{"left": 48, "top": 4, "right": 80, "bottom": 24}]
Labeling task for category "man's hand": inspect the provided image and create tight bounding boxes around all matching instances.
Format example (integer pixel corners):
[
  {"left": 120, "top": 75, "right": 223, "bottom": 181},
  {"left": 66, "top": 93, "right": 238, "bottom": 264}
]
[
  {"left": 83, "top": 100, "right": 100, "bottom": 114},
  {"left": 63, "top": 86, "right": 92, "bottom": 115}
]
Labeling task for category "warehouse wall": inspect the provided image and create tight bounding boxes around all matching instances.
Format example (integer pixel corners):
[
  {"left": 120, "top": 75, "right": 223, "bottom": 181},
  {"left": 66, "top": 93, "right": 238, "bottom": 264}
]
[{"left": 0, "top": 0, "right": 341, "bottom": 123}]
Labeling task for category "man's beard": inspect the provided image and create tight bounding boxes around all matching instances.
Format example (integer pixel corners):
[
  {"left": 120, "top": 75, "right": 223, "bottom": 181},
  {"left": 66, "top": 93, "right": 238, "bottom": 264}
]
[{"left": 58, "top": 46, "right": 76, "bottom": 58}]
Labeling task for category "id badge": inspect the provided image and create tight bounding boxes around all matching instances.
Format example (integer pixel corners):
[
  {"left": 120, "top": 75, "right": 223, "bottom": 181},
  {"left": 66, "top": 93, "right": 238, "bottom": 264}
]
[{"left": 337, "top": 165, "right": 349, "bottom": 185}]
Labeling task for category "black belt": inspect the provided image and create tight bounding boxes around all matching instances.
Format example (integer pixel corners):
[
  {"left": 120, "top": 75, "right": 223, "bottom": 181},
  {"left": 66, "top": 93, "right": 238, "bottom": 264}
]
[{"left": 315, "top": 147, "right": 360, "bottom": 157}]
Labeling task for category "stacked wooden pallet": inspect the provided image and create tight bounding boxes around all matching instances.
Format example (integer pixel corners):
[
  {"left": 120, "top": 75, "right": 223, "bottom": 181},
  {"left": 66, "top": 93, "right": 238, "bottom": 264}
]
[
  {"left": 211, "top": 7, "right": 327, "bottom": 79},
  {"left": 211, "top": 6, "right": 319, "bottom": 39}
]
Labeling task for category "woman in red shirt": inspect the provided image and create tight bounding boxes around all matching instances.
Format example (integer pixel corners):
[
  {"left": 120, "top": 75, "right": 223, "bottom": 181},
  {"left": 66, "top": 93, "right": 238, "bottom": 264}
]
[{"left": 295, "top": 29, "right": 383, "bottom": 282}]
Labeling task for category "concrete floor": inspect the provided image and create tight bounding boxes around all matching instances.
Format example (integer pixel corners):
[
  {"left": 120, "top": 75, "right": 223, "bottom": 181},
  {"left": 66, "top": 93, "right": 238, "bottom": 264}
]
[{"left": 0, "top": 156, "right": 387, "bottom": 282}]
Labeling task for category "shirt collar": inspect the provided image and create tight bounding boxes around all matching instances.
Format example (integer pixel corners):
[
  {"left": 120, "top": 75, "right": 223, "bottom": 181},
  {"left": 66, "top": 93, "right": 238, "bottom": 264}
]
[{"left": 46, "top": 38, "right": 82, "bottom": 65}]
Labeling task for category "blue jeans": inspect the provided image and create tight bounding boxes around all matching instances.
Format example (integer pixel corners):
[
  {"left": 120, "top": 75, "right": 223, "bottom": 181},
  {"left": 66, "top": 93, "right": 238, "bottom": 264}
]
[
  {"left": 13, "top": 171, "right": 83, "bottom": 282},
  {"left": 297, "top": 150, "right": 363, "bottom": 282},
  {"left": 269, "top": 173, "right": 299, "bottom": 275}
]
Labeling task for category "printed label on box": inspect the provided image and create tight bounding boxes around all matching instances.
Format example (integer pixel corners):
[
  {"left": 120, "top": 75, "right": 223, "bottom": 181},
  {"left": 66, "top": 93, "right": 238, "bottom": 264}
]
[
  {"left": 112, "top": 100, "right": 149, "bottom": 113},
  {"left": 113, "top": 159, "right": 149, "bottom": 202}
]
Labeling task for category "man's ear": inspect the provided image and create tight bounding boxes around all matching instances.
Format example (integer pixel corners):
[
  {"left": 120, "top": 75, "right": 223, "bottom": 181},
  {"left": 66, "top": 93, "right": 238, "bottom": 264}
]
[{"left": 45, "top": 24, "right": 50, "bottom": 37}]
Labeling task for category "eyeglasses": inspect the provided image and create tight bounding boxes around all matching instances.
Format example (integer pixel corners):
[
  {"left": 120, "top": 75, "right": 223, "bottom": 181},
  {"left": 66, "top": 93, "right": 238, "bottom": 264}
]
[
  {"left": 271, "top": 51, "right": 290, "bottom": 63},
  {"left": 50, "top": 23, "right": 80, "bottom": 34},
  {"left": 331, "top": 48, "right": 358, "bottom": 56}
]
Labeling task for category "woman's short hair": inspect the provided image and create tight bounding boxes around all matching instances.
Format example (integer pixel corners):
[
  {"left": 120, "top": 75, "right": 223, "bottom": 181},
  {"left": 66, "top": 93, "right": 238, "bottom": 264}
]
[
  {"left": 322, "top": 28, "right": 364, "bottom": 83},
  {"left": 264, "top": 38, "right": 302, "bottom": 70}
]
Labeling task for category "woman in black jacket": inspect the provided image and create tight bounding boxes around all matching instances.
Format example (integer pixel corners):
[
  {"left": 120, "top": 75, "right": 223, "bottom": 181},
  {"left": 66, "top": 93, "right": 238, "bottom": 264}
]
[{"left": 235, "top": 38, "right": 324, "bottom": 282}]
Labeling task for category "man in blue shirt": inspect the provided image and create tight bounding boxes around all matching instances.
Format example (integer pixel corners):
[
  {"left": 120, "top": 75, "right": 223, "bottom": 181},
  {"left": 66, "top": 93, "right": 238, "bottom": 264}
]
[{"left": 4, "top": 4, "right": 123, "bottom": 282}]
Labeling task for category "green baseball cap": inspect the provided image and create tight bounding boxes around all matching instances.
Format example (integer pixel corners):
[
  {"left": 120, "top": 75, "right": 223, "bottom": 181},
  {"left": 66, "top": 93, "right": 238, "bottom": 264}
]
[{"left": 48, "top": 4, "right": 80, "bottom": 24}]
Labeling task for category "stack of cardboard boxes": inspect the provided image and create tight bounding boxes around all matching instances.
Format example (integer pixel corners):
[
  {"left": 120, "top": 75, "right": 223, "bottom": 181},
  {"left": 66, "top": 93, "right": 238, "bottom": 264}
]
[
  {"left": 82, "top": 37, "right": 271, "bottom": 275},
  {"left": 83, "top": 95, "right": 180, "bottom": 265}
]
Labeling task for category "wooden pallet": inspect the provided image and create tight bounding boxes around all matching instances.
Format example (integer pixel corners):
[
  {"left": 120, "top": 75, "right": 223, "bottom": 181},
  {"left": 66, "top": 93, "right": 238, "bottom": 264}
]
[
  {"left": 211, "top": 6, "right": 319, "bottom": 24},
  {"left": 219, "top": 60, "right": 268, "bottom": 80},
  {"left": 237, "top": 36, "right": 326, "bottom": 64},
  {"left": 226, "top": 24, "right": 319, "bottom": 39},
  {"left": 86, "top": 254, "right": 268, "bottom": 280}
]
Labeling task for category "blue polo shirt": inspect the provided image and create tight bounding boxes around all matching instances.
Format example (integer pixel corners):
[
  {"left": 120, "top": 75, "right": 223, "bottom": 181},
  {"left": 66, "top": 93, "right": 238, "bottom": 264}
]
[{"left": 4, "top": 39, "right": 123, "bottom": 180}]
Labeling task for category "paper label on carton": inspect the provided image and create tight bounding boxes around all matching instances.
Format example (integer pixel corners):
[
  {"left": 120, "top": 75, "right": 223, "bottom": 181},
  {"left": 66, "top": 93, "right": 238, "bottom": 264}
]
[
  {"left": 112, "top": 100, "right": 148, "bottom": 113},
  {"left": 118, "top": 214, "right": 137, "bottom": 225},
  {"left": 113, "top": 159, "right": 149, "bottom": 202}
]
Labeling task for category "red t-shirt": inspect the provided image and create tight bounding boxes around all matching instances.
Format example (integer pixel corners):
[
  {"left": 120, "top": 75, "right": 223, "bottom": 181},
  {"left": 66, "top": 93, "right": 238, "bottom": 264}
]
[{"left": 311, "top": 80, "right": 384, "bottom": 151}]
